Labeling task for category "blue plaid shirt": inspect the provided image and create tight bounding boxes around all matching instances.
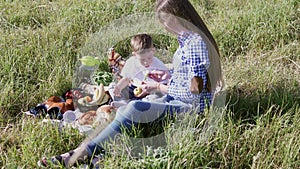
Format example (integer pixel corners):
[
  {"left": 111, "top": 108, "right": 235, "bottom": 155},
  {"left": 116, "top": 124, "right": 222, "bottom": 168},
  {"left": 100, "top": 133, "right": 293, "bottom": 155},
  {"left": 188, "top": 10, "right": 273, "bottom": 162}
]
[{"left": 168, "top": 32, "right": 212, "bottom": 112}]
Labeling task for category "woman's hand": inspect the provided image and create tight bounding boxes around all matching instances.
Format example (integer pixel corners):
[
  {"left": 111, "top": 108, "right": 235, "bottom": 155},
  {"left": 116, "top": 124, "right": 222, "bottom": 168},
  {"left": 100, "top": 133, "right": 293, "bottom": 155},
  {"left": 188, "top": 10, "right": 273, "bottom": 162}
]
[
  {"left": 142, "top": 81, "right": 158, "bottom": 92},
  {"left": 134, "top": 81, "right": 158, "bottom": 98}
]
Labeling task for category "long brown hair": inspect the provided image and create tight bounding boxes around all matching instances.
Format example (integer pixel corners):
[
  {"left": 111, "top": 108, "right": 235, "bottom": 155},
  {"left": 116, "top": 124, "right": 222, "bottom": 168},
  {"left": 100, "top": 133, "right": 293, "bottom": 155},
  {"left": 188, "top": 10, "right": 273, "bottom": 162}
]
[{"left": 156, "top": 0, "right": 225, "bottom": 91}]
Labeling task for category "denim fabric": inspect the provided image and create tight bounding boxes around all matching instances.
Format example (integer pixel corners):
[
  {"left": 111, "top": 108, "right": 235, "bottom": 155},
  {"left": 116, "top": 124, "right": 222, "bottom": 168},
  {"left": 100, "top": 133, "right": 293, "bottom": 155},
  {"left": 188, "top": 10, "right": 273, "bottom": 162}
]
[{"left": 85, "top": 99, "right": 192, "bottom": 157}]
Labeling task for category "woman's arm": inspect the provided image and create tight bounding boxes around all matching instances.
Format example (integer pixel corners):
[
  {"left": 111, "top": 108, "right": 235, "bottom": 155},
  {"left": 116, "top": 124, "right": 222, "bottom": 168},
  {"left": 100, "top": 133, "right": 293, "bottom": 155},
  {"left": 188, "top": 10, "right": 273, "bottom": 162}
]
[
  {"left": 135, "top": 81, "right": 168, "bottom": 98},
  {"left": 188, "top": 38, "right": 210, "bottom": 94},
  {"left": 156, "top": 82, "right": 168, "bottom": 93}
]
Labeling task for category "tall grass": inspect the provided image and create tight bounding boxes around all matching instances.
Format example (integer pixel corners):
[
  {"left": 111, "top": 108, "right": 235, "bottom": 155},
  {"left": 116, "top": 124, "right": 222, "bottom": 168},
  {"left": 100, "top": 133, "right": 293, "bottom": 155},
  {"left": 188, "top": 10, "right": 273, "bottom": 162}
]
[{"left": 0, "top": 0, "right": 299, "bottom": 168}]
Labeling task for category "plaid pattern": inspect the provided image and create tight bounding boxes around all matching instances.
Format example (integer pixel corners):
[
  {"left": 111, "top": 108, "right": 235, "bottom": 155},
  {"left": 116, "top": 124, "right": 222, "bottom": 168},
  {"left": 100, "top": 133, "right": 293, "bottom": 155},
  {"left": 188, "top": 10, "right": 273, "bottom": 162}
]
[{"left": 168, "top": 32, "right": 212, "bottom": 112}]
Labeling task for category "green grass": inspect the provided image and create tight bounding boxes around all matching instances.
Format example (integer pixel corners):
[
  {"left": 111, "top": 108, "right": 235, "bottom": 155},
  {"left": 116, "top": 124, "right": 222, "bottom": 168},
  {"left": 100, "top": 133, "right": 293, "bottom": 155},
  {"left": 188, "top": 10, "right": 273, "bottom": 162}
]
[{"left": 0, "top": 0, "right": 299, "bottom": 168}]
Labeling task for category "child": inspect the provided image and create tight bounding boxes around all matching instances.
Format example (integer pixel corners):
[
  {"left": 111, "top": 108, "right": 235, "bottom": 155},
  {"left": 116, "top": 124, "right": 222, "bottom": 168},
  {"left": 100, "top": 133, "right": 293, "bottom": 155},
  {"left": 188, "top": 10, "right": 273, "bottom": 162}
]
[{"left": 111, "top": 33, "right": 170, "bottom": 102}]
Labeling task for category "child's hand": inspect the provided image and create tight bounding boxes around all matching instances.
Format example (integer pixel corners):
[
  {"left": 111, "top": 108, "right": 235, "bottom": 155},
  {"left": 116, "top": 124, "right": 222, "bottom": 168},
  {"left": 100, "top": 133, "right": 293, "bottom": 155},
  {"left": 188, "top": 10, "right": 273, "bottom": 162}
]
[
  {"left": 113, "top": 77, "right": 130, "bottom": 98},
  {"left": 148, "top": 70, "right": 170, "bottom": 82},
  {"left": 113, "top": 85, "right": 122, "bottom": 97}
]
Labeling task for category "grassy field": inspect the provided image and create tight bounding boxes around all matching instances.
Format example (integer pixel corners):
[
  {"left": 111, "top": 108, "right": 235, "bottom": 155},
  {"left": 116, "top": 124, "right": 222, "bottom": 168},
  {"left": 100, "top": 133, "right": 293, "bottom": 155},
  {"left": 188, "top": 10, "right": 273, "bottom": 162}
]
[{"left": 0, "top": 0, "right": 299, "bottom": 168}]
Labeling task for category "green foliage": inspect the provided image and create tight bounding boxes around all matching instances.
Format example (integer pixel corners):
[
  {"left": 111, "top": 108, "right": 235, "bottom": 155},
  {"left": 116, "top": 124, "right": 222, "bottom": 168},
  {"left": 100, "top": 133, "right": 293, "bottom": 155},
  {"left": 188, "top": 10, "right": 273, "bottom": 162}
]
[
  {"left": 91, "top": 71, "right": 113, "bottom": 86},
  {"left": 0, "top": 0, "right": 299, "bottom": 168},
  {"left": 0, "top": 118, "right": 84, "bottom": 168},
  {"left": 212, "top": 0, "right": 300, "bottom": 57}
]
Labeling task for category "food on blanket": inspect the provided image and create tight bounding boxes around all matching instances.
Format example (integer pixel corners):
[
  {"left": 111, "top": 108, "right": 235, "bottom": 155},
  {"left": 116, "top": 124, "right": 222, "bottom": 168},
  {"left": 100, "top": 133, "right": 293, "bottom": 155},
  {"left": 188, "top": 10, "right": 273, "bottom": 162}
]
[
  {"left": 108, "top": 47, "right": 115, "bottom": 61},
  {"left": 78, "top": 110, "right": 97, "bottom": 125},
  {"left": 133, "top": 87, "right": 143, "bottom": 96},
  {"left": 93, "top": 83, "right": 104, "bottom": 101},
  {"left": 119, "top": 60, "right": 126, "bottom": 70},
  {"left": 44, "top": 96, "right": 74, "bottom": 114},
  {"left": 96, "top": 105, "right": 116, "bottom": 122},
  {"left": 91, "top": 71, "right": 113, "bottom": 86},
  {"left": 77, "top": 84, "right": 111, "bottom": 107},
  {"left": 25, "top": 95, "right": 75, "bottom": 119},
  {"left": 67, "top": 88, "right": 84, "bottom": 99},
  {"left": 79, "top": 56, "right": 100, "bottom": 67},
  {"left": 100, "top": 93, "right": 110, "bottom": 104},
  {"left": 108, "top": 47, "right": 115, "bottom": 58},
  {"left": 78, "top": 105, "right": 116, "bottom": 126},
  {"left": 88, "top": 84, "right": 108, "bottom": 105},
  {"left": 110, "top": 53, "right": 122, "bottom": 65},
  {"left": 85, "top": 96, "right": 92, "bottom": 102},
  {"left": 78, "top": 96, "right": 92, "bottom": 105},
  {"left": 97, "top": 105, "right": 114, "bottom": 114},
  {"left": 107, "top": 47, "right": 126, "bottom": 77},
  {"left": 108, "top": 48, "right": 122, "bottom": 65}
]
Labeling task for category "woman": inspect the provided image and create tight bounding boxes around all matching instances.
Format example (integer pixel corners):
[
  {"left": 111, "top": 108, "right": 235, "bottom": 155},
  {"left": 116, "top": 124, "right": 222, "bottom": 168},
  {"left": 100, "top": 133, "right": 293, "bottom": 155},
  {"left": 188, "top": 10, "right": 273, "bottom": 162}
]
[{"left": 38, "top": 0, "right": 224, "bottom": 167}]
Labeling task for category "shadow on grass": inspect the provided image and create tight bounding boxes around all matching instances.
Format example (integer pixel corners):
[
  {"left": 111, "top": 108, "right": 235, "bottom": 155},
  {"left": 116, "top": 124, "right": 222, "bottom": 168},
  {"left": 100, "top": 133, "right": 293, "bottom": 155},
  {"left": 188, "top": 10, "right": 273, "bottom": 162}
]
[{"left": 226, "top": 81, "right": 300, "bottom": 122}]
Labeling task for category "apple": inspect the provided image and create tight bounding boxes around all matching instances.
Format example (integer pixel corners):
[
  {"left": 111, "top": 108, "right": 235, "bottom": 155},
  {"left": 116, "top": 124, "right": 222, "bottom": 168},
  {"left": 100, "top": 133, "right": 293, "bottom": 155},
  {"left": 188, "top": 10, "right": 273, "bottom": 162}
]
[{"left": 133, "top": 87, "right": 142, "bottom": 96}]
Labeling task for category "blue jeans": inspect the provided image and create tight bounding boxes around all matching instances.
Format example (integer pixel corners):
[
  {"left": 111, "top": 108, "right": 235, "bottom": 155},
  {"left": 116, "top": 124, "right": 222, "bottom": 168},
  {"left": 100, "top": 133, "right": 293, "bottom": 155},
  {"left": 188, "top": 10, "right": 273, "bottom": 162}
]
[{"left": 85, "top": 96, "right": 192, "bottom": 157}]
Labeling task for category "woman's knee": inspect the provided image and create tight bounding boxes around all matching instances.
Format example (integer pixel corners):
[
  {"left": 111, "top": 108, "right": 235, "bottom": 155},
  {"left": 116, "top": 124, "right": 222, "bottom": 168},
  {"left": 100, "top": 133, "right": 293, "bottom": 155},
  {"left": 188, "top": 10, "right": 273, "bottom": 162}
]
[
  {"left": 116, "top": 100, "right": 152, "bottom": 118},
  {"left": 127, "top": 100, "right": 152, "bottom": 112}
]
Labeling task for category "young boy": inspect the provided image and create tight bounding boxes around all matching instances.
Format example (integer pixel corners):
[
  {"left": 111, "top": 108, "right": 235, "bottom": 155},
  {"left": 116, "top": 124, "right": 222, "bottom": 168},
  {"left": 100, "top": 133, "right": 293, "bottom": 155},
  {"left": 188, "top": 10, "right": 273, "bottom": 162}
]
[{"left": 112, "top": 33, "right": 170, "bottom": 102}]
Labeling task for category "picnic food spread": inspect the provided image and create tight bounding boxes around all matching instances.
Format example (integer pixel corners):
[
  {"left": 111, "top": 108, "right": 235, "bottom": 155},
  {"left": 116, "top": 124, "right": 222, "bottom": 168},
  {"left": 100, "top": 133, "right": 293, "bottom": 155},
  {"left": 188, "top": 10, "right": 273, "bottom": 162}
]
[{"left": 23, "top": 48, "right": 129, "bottom": 133}]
